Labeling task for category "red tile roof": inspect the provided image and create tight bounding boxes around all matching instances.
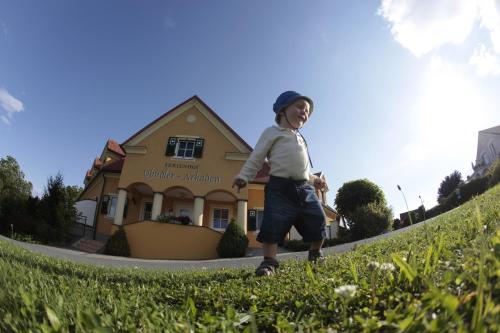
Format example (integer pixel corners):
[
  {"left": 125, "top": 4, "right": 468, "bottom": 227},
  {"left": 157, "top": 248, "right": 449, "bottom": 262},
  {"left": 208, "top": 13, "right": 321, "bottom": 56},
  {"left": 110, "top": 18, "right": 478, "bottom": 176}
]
[
  {"left": 85, "top": 170, "right": 93, "bottom": 179},
  {"left": 93, "top": 157, "right": 102, "bottom": 169},
  {"left": 107, "top": 139, "right": 125, "bottom": 156}
]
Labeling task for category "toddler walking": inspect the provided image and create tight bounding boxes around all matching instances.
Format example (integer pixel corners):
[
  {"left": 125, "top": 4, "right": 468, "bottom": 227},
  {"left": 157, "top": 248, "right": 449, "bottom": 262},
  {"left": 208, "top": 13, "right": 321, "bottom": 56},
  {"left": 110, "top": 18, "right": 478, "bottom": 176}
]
[{"left": 233, "top": 91, "right": 328, "bottom": 276}]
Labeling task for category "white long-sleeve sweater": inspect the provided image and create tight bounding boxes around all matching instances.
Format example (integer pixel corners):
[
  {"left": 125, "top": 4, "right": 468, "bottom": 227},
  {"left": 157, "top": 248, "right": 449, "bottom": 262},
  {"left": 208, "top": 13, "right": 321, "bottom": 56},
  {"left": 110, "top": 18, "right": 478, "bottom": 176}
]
[{"left": 237, "top": 125, "right": 316, "bottom": 183}]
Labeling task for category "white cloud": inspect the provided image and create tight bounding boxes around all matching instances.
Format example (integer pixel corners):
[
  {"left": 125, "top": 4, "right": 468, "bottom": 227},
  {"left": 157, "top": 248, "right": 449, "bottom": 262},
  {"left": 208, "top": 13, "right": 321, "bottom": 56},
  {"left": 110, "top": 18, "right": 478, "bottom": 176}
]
[
  {"left": 378, "top": 0, "right": 500, "bottom": 76},
  {"left": 1, "top": 115, "right": 11, "bottom": 125},
  {"left": 469, "top": 43, "right": 500, "bottom": 76},
  {"left": 478, "top": 0, "right": 500, "bottom": 52},
  {"left": 0, "top": 88, "right": 24, "bottom": 125},
  {"left": 378, "top": 0, "right": 479, "bottom": 57}
]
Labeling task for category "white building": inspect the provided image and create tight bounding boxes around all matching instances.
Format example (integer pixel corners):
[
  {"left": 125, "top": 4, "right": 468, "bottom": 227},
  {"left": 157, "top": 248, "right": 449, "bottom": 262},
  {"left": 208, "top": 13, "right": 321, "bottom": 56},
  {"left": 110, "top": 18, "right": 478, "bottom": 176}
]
[{"left": 468, "top": 125, "right": 500, "bottom": 180}]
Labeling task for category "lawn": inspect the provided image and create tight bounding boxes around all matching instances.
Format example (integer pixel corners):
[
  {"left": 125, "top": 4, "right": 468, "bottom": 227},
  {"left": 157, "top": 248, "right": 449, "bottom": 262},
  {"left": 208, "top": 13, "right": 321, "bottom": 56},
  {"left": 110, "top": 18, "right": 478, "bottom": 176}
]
[{"left": 1, "top": 185, "right": 499, "bottom": 332}]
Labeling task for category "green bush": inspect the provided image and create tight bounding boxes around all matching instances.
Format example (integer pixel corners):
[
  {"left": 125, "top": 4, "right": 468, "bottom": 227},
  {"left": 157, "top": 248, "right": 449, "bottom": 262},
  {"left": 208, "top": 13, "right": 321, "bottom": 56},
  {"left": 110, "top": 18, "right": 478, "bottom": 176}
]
[
  {"left": 424, "top": 175, "right": 490, "bottom": 221},
  {"left": 488, "top": 158, "right": 500, "bottom": 188},
  {"left": 457, "top": 175, "right": 490, "bottom": 203},
  {"left": 334, "top": 179, "right": 386, "bottom": 218},
  {"left": 425, "top": 204, "right": 444, "bottom": 219},
  {"left": 216, "top": 220, "right": 248, "bottom": 258},
  {"left": 104, "top": 227, "right": 130, "bottom": 257},
  {"left": 349, "top": 201, "right": 393, "bottom": 241}
]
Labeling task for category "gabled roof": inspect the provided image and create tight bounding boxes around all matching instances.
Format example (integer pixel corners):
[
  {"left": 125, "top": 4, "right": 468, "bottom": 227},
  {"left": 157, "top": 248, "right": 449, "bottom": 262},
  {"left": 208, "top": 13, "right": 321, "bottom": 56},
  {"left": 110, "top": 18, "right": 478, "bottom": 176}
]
[{"left": 122, "top": 95, "right": 252, "bottom": 152}]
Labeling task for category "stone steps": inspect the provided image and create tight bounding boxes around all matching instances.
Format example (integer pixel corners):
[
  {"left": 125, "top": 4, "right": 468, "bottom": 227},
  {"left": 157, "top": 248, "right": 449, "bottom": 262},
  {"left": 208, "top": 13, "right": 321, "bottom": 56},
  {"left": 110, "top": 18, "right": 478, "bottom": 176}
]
[{"left": 72, "top": 238, "right": 106, "bottom": 253}]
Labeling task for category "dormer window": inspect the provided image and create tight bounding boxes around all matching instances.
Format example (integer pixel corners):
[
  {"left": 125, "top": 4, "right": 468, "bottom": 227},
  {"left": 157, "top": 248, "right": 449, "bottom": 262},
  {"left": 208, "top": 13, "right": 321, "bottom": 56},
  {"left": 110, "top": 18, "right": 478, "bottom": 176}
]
[{"left": 166, "top": 137, "right": 205, "bottom": 159}]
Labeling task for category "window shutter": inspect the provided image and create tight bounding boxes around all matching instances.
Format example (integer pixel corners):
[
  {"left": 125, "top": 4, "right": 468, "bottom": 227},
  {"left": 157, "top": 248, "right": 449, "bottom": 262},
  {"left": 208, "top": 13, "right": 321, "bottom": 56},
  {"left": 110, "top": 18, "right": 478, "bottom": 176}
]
[
  {"left": 100, "top": 195, "right": 110, "bottom": 214},
  {"left": 165, "top": 137, "right": 178, "bottom": 156},
  {"left": 193, "top": 138, "right": 205, "bottom": 158},
  {"left": 123, "top": 198, "right": 129, "bottom": 218},
  {"left": 247, "top": 209, "right": 257, "bottom": 231}
]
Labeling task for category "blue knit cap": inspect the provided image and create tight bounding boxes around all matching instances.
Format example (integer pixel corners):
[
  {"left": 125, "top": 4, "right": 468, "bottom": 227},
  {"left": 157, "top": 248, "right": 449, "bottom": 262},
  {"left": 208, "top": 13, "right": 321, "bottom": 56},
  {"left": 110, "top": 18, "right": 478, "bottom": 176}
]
[{"left": 273, "top": 91, "right": 314, "bottom": 120}]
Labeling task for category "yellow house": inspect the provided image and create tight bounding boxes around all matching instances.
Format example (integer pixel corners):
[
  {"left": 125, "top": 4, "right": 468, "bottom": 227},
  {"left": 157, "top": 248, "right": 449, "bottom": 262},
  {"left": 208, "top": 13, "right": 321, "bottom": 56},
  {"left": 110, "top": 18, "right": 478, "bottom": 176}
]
[{"left": 78, "top": 96, "right": 337, "bottom": 259}]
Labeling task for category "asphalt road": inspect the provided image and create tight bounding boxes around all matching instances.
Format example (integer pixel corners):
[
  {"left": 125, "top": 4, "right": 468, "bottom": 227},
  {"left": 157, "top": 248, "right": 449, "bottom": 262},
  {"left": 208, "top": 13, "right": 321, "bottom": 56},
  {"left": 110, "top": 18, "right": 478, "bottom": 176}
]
[{"left": 1, "top": 217, "right": 435, "bottom": 272}]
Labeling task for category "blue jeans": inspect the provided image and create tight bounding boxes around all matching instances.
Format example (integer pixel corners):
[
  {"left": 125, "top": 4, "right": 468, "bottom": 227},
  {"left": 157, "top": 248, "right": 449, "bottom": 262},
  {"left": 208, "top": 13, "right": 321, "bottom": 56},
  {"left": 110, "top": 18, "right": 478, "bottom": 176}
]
[{"left": 257, "top": 176, "right": 326, "bottom": 244}]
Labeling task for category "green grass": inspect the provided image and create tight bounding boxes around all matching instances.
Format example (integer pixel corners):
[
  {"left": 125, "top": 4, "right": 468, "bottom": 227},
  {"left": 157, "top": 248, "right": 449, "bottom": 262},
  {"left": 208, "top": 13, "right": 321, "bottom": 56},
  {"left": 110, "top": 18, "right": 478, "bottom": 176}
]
[{"left": 1, "top": 185, "right": 499, "bottom": 332}]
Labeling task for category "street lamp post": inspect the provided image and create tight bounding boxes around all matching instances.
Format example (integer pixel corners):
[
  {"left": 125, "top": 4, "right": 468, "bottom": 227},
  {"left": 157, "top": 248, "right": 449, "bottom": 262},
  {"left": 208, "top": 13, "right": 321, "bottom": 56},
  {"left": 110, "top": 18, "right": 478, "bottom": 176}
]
[
  {"left": 419, "top": 195, "right": 426, "bottom": 221},
  {"left": 397, "top": 185, "right": 413, "bottom": 225}
]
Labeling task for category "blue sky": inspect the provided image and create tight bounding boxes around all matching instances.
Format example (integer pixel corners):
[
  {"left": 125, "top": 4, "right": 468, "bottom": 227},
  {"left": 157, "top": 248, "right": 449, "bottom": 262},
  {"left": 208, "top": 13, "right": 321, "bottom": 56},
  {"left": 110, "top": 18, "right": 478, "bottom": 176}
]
[{"left": 1, "top": 0, "right": 499, "bottom": 216}]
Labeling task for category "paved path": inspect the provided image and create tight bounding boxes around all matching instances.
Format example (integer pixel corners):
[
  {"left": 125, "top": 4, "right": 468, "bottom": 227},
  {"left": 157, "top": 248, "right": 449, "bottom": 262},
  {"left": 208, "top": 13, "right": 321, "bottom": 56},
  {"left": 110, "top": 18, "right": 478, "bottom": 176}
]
[{"left": 1, "top": 217, "right": 436, "bottom": 271}]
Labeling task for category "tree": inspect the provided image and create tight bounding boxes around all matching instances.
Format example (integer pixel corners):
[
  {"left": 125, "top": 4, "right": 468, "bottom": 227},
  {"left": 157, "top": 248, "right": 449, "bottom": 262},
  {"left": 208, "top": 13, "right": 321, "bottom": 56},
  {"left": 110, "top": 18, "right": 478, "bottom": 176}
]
[
  {"left": 64, "top": 185, "right": 83, "bottom": 207},
  {"left": 38, "top": 173, "right": 77, "bottom": 242},
  {"left": 437, "top": 170, "right": 463, "bottom": 203},
  {"left": 334, "top": 179, "right": 386, "bottom": 218},
  {"left": 0, "top": 156, "right": 34, "bottom": 235},
  {"left": 0, "top": 155, "right": 32, "bottom": 201}
]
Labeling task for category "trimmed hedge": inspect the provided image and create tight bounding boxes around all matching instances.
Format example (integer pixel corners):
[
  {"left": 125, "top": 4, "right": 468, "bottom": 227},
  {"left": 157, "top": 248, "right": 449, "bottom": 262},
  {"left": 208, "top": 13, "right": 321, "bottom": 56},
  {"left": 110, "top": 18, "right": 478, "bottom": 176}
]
[
  {"left": 216, "top": 220, "right": 248, "bottom": 258},
  {"left": 349, "top": 201, "right": 393, "bottom": 241},
  {"left": 488, "top": 158, "right": 500, "bottom": 187},
  {"left": 103, "top": 227, "right": 130, "bottom": 257},
  {"left": 411, "top": 174, "right": 491, "bottom": 223}
]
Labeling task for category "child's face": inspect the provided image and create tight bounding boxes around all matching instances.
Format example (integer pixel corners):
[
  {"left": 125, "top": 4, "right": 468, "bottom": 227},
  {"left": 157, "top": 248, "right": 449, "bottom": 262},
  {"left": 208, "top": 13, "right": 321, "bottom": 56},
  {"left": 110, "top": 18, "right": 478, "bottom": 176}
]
[{"left": 281, "top": 98, "right": 310, "bottom": 129}]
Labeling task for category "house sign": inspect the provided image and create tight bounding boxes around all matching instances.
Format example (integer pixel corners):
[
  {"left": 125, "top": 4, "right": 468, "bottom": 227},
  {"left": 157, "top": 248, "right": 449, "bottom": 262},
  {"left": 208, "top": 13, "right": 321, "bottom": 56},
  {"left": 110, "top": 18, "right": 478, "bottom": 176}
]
[{"left": 144, "top": 168, "right": 221, "bottom": 183}]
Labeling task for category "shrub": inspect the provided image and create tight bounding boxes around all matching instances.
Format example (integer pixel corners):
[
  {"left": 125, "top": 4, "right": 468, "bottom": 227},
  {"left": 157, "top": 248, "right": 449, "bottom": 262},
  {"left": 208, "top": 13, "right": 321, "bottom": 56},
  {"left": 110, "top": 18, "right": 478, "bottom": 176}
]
[
  {"left": 425, "top": 204, "right": 444, "bottom": 220},
  {"left": 155, "top": 213, "right": 171, "bottom": 223},
  {"left": 104, "top": 227, "right": 130, "bottom": 257},
  {"left": 0, "top": 196, "right": 38, "bottom": 235},
  {"left": 458, "top": 175, "right": 490, "bottom": 203},
  {"left": 349, "top": 202, "right": 393, "bottom": 241},
  {"left": 488, "top": 158, "right": 500, "bottom": 188},
  {"left": 216, "top": 220, "right": 248, "bottom": 258},
  {"left": 155, "top": 214, "right": 192, "bottom": 225},
  {"left": 334, "top": 179, "right": 386, "bottom": 217}
]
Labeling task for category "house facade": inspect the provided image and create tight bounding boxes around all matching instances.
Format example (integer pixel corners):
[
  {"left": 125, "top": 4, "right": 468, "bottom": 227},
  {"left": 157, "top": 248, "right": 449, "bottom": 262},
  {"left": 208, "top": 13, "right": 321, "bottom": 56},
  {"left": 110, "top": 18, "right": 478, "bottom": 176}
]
[
  {"left": 468, "top": 125, "right": 500, "bottom": 181},
  {"left": 77, "top": 96, "right": 337, "bottom": 259}
]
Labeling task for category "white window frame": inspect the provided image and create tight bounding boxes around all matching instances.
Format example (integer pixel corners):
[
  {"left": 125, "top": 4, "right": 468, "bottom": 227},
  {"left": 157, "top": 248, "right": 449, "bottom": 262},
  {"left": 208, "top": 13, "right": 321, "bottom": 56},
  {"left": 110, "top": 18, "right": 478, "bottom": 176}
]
[
  {"left": 254, "top": 207, "right": 264, "bottom": 231},
  {"left": 211, "top": 206, "right": 232, "bottom": 231},
  {"left": 174, "top": 138, "right": 196, "bottom": 159},
  {"left": 105, "top": 194, "right": 118, "bottom": 219}
]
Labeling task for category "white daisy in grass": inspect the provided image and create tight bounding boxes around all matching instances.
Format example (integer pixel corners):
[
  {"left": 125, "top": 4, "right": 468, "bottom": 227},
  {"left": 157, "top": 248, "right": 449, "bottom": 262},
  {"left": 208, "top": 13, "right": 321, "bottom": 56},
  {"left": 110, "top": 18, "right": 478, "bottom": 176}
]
[
  {"left": 380, "top": 263, "right": 396, "bottom": 272},
  {"left": 334, "top": 285, "right": 357, "bottom": 299}
]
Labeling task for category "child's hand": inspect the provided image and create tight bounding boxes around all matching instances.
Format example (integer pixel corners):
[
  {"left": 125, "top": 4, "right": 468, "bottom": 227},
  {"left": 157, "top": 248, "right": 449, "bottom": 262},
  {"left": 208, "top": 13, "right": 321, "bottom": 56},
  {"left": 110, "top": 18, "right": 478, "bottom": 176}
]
[
  {"left": 313, "top": 177, "right": 328, "bottom": 191},
  {"left": 232, "top": 178, "right": 247, "bottom": 193}
]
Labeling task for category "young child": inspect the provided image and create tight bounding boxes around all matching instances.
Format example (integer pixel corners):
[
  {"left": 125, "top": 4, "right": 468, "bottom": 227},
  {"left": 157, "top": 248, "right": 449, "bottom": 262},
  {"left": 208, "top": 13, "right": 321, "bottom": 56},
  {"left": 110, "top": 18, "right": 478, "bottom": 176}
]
[{"left": 233, "top": 91, "right": 328, "bottom": 276}]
